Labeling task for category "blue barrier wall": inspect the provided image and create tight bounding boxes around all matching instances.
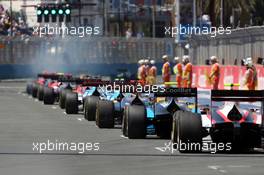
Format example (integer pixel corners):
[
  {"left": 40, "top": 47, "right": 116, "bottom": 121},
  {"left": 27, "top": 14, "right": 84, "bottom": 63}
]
[{"left": 0, "top": 63, "right": 163, "bottom": 79}]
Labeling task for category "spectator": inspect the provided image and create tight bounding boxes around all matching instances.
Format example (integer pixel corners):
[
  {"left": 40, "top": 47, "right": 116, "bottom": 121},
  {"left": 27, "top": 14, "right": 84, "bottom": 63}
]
[
  {"left": 0, "top": 10, "right": 31, "bottom": 36},
  {"left": 126, "top": 28, "right": 132, "bottom": 39}
]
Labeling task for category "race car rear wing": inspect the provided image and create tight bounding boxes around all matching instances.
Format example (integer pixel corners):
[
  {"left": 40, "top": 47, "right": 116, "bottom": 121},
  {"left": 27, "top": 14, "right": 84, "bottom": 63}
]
[
  {"left": 155, "top": 88, "right": 198, "bottom": 112},
  {"left": 154, "top": 88, "right": 197, "bottom": 97},
  {"left": 37, "top": 73, "right": 72, "bottom": 80},
  {"left": 211, "top": 90, "right": 264, "bottom": 102},
  {"left": 58, "top": 77, "right": 106, "bottom": 85},
  {"left": 58, "top": 77, "right": 139, "bottom": 87},
  {"left": 212, "top": 90, "right": 264, "bottom": 116}
]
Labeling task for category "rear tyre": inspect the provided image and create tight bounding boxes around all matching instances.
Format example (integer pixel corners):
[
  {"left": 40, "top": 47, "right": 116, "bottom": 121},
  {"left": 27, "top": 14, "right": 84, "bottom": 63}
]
[
  {"left": 96, "top": 100, "right": 114, "bottom": 128},
  {"left": 122, "top": 106, "right": 128, "bottom": 137},
  {"left": 171, "top": 110, "right": 182, "bottom": 148},
  {"left": 26, "top": 83, "right": 33, "bottom": 95},
  {"left": 32, "top": 83, "right": 38, "bottom": 98},
  {"left": 175, "top": 111, "right": 202, "bottom": 153},
  {"left": 126, "top": 105, "right": 146, "bottom": 139},
  {"left": 37, "top": 85, "right": 44, "bottom": 101},
  {"left": 65, "top": 92, "right": 78, "bottom": 114},
  {"left": 84, "top": 96, "right": 99, "bottom": 121},
  {"left": 43, "top": 87, "right": 55, "bottom": 105},
  {"left": 59, "top": 89, "right": 71, "bottom": 109}
]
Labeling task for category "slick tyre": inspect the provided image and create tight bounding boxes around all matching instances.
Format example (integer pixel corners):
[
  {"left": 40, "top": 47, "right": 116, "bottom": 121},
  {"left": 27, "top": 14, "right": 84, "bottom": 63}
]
[
  {"left": 96, "top": 100, "right": 114, "bottom": 128},
  {"left": 26, "top": 83, "right": 33, "bottom": 95},
  {"left": 175, "top": 111, "right": 202, "bottom": 153},
  {"left": 171, "top": 110, "right": 182, "bottom": 148},
  {"left": 37, "top": 85, "right": 44, "bottom": 101},
  {"left": 126, "top": 105, "right": 146, "bottom": 139},
  {"left": 65, "top": 92, "right": 78, "bottom": 114},
  {"left": 122, "top": 106, "right": 128, "bottom": 137},
  {"left": 43, "top": 87, "right": 55, "bottom": 105},
  {"left": 59, "top": 89, "right": 71, "bottom": 109},
  {"left": 84, "top": 96, "right": 99, "bottom": 121},
  {"left": 32, "top": 83, "right": 38, "bottom": 98}
]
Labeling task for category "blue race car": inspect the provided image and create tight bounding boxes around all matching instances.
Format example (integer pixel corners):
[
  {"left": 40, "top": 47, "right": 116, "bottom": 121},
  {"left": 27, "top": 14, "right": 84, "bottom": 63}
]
[
  {"left": 94, "top": 79, "right": 138, "bottom": 128},
  {"left": 58, "top": 77, "right": 103, "bottom": 115},
  {"left": 122, "top": 88, "right": 199, "bottom": 139}
]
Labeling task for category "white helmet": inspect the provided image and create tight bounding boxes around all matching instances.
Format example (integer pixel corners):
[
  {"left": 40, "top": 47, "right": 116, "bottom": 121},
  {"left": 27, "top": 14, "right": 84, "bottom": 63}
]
[
  {"left": 245, "top": 57, "right": 253, "bottom": 67},
  {"left": 144, "top": 59, "right": 150, "bottom": 64},
  {"left": 174, "top": 57, "right": 180, "bottom": 62},
  {"left": 150, "top": 60, "right": 155, "bottom": 65},
  {"left": 138, "top": 59, "right": 144, "bottom": 65},
  {"left": 210, "top": 56, "right": 218, "bottom": 62},
  {"left": 182, "top": 55, "right": 190, "bottom": 63},
  {"left": 162, "top": 55, "right": 169, "bottom": 60}
]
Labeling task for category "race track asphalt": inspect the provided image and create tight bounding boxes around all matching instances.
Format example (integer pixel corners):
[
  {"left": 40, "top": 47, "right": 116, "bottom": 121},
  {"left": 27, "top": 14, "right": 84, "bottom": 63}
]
[{"left": 0, "top": 81, "right": 263, "bottom": 175}]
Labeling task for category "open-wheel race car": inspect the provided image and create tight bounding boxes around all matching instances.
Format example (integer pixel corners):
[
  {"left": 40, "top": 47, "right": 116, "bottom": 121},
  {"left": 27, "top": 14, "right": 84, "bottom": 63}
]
[
  {"left": 171, "top": 89, "right": 264, "bottom": 153},
  {"left": 58, "top": 76, "right": 104, "bottom": 115},
  {"left": 122, "top": 87, "right": 199, "bottom": 139},
  {"left": 26, "top": 73, "right": 72, "bottom": 104},
  {"left": 95, "top": 80, "right": 140, "bottom": 128}
]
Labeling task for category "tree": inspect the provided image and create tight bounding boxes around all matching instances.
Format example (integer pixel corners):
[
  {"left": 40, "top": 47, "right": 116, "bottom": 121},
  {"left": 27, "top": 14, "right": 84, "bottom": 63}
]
[
  {"left": 252, "top": 0, "right": 264, "bottom": 26},
  {"left": 197, "top": 0, "right": 255, "bottom": 27}
]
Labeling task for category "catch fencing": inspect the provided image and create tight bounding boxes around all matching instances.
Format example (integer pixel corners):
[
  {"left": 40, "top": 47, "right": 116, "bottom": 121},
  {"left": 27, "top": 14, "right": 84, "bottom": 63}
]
[
  {"left": 191, "top": 26, "right": 264, "bottom": 65},
  {"left": 0, "top": 26, "right": 264, "bottom": 80},
  {"left": 0, "top": 36, "right": 183, "bottom": 65},
  {"left": 0, "top": 26, "right": 264, "bottom": 65}
]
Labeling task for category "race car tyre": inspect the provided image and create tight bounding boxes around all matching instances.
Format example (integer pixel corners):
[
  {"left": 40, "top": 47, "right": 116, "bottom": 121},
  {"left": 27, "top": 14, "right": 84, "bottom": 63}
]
[
  {"left": 26, "top": 83, "right": 33, "bottom": 95},
  {"left": 37, "top": 85, "right": 44, "bottom": 101},
  {"left": 122, "top": 106, "right": 128, "bottom": 137},
  {"left": 43, "top": 87, "right": 55, "bottom": 105},
  {"left": 126, "top": 105, "right": 146, "bottom": 139},
  {"left": 171, "top": 110, "right": 182, "bottom": 147},
  {"left": 84, "top": 96, "right": 99, "bottom": 121},
  {"left": 175, "top": 111, "right": 202, "bottom": 153},
  {"left": 96, "top": 100, "right": 114, "bottom": 128},
  {"left": 65, "top": 92, "right": 78, "bottom": 114},
  {"left": 32, "top": 83, "right": 38, "bottom": 98},
  {"left": 59, "top": 89, "right": 71, "bottom": 109}
]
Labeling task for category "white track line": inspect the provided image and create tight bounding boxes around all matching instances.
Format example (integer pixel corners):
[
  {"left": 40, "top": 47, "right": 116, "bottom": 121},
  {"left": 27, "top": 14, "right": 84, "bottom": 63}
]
[
  {"left": 120, "top": 135, "right": 128, "bottom": 139},
  {"left": 208, "top": 165, "right": 227, "bottom": 174}
]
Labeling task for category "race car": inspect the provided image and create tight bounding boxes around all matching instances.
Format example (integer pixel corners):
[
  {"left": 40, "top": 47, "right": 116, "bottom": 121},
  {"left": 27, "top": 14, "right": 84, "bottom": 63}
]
[
  {"left": 121, "top": 87, "right": 199, "bottom": 139},
  {"left": 60, "top": 77, "right": 107, "bottom": 115},
  {"left": 40, "top": 73, "right": 72, "bottom": 104},
  {"left": 171, "top": 89, "right": 264, "bottom": 152},
  {"left": 95, "top": 80, "right": 138, "bottom": 128},
  {"left": 26, "top": 73, "right": 71, "bottom": 104}
]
